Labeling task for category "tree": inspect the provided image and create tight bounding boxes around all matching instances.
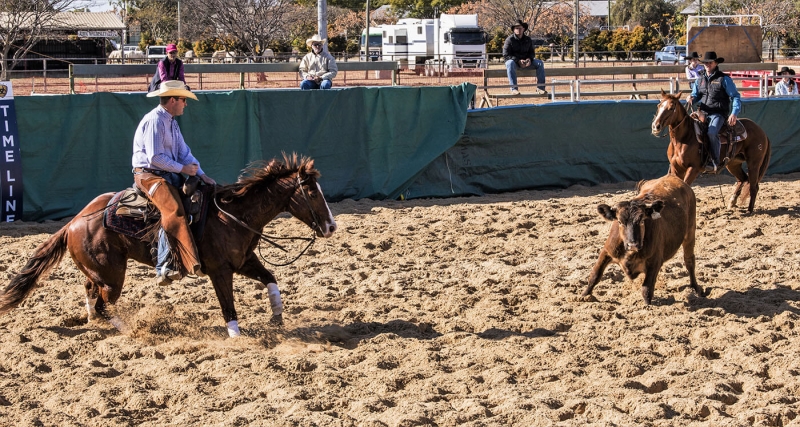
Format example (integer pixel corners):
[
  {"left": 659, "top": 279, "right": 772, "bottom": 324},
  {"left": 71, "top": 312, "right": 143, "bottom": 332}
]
[
  {"left": 610, "top": 0, "right": 675, "bottom": 37},
  {"left": 0, "top": 0, "right": 81, "bottom": 80},
  {"left": 388, "top": 0, "right": 468, "bottom": 19},
  {"left": 181, "top": 0, "right": 297, "bottom": 57},
  {"left": 128, "top": 0, "right": 178, "bottom": 45}
]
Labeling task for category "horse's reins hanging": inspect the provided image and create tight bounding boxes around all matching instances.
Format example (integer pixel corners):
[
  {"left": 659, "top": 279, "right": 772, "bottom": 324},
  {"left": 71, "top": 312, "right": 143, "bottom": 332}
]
[{"left": 213, "top": 175, "right": 320, "bottom": 267}]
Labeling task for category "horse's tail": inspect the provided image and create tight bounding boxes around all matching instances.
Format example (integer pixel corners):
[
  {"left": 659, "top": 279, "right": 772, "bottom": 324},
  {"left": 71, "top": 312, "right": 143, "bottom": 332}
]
[
  {"left": 740, "top": 137, "right": 772, "bottom": 206},
  {"left": 0, "top": 226, "right": 69, "bottom": 316}
]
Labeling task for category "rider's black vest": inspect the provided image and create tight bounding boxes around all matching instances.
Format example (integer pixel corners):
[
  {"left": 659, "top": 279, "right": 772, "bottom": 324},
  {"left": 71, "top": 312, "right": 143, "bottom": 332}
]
[{"left": 697, "top": 69, "right": 730, "bottom": 115}]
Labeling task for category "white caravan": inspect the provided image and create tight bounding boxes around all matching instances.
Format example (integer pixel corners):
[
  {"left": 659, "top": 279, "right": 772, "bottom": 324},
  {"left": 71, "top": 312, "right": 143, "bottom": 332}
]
[{"left": 380, "top": 14, "right": 487, "bottom": 75}]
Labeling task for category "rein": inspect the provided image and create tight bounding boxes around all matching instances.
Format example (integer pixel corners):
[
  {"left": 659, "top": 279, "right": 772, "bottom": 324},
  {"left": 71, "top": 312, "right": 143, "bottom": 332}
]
[{"left": 213, "top": 175, "right": 319, "bottom": 267}]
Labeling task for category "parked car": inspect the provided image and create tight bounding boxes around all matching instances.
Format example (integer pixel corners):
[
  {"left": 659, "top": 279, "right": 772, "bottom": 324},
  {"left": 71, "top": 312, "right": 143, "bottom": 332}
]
[
  {"left": 146, "top": 45, "right": 167, "bottom": 64},
  {"left": 655, "top": 45, "right": 686, "bottom": 65}
]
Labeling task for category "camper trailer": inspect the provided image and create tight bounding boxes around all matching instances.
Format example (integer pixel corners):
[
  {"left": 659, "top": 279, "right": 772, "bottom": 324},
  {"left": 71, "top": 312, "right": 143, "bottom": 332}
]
[{"left": 380, "top": 14, "right": 487, "bottom": 75}]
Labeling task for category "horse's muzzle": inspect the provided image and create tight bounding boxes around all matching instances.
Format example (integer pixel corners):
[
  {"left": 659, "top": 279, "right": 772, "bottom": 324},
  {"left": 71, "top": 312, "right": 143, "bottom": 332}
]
[{"left": 319, "top": 222, "right": 337, "bottom": 238}]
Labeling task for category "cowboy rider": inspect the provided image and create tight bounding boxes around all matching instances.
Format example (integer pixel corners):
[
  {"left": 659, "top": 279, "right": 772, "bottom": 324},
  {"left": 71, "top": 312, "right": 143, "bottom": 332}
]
[
  {"left": 686, "top": 51, "right": 741, "bottom": 173},
  {"left": 132, "top": 80, "right": 216, "bottom": 285}
]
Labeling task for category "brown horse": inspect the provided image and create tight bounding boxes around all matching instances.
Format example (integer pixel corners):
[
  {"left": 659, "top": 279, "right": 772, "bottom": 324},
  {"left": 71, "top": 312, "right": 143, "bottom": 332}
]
[
  {"left": 0, "top": 154, "right": 337, "bottom": 337},
  {"left": 650, "top": 91, "right": 771, "bottom": 212}
]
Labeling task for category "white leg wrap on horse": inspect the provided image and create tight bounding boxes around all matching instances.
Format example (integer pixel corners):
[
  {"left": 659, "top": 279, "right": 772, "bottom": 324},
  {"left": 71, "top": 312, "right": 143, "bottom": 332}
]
[
  {"left": 85, "top": 297, "right": 97, "bottom": 320},
  {"left": 227, "top": 320, "right": 241, "bottom": 338},
  {"left": 267, "top": 283, "right": 283, "bottom": 316},
  {"left": 109, "top": 316, "right": 130, "bottom": 333}
]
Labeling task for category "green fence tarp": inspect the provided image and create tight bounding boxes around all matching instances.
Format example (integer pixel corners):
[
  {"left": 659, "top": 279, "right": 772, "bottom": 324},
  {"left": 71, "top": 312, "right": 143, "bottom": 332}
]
[
  {"left": 12, "top": 89, "right": 800, "bottom": 221},
  {"left": 15, "top": 83, "right": 476, "bottom": 221},
  {"left": 405, "top": 98, "right": 800, "bottom": 199}
]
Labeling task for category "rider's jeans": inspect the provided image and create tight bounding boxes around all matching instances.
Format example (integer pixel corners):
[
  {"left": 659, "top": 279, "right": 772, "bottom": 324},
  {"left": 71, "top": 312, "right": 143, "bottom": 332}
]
[{"left": 707, "top": 113, "right": 725, "bottom": 164}]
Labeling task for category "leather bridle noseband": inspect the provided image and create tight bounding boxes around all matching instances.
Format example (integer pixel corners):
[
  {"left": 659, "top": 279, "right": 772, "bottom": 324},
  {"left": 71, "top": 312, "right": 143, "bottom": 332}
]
[{"left": 653, "top": 99, "right": 690, "bottom": 138}]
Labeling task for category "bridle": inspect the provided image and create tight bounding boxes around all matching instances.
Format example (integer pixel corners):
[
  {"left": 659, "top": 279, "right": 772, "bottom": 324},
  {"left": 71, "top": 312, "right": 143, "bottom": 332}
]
[
  {"left": 214, "top": 174, "right": 323, "bottom": 266},
  {"left": 653, "top": 98, "right": 689, "bottom": 138}
]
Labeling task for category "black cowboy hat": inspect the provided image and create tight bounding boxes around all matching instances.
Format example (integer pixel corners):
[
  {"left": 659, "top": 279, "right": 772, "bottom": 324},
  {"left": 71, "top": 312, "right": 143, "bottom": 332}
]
[
  {"left": 687, "top": 51, "right": 700, "bottom": 59},
  {"left": 779, "top": 66, "right": 796, "bottom": 75},
  {"left": 510, "top": 20, "right": 529, "bottom": 31},
  {"left": 700, "top": 51, "right": 724, "bottom": 63}
]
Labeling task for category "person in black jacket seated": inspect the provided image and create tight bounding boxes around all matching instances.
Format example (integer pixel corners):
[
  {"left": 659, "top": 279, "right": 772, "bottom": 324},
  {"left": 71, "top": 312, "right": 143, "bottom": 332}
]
[
  {"left": 503, "top": 20, "right": 547, "bottom": 96},
  {"left": 149, "top": 43, "right": 187, "bottom": 92}
]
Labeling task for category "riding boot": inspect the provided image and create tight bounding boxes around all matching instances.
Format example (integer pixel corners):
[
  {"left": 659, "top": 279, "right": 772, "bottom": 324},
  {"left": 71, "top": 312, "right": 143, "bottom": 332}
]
[{"left": 135, "top": 173, "right": 202, "bottom": 276}]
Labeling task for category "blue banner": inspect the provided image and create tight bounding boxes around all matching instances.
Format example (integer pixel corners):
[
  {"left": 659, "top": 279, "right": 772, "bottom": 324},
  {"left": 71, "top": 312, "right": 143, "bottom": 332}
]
[{"left": 0, "top": 82, "right": 22, "bottom": 222}]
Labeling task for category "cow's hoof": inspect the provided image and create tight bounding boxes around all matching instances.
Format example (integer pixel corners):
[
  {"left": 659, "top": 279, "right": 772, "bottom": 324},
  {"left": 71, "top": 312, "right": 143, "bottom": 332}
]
[{"left": 269, "top": 314, "right": 284, "bottom": 327}]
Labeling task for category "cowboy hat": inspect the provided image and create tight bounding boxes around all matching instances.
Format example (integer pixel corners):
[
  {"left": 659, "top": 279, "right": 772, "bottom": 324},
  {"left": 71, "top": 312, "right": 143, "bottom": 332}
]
[
  {"left": 306, "top": 34, "right": 326, "bottom": 47},
  {"left": 146, "top": 80, "right": 198, "bottom": 100},
  {"left": 779, "top": 66, "right": 796, "bottom": 75},
  {"left": 166, "top": 43, "right": 178, "bottom": 52},
  {"left": 686, "top": 51, "right": 700, "bottom": 59},
  {"left": 700, "top": 51, "right": 724, "bottom": 63},
  {"left": 510, "top": 20, "right": 529, "bottom": 31}
]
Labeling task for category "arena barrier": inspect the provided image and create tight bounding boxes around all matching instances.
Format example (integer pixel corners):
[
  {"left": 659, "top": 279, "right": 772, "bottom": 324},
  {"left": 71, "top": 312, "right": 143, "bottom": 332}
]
[{"left": 12, "top": 84, "right": 800, "bottom": 221}]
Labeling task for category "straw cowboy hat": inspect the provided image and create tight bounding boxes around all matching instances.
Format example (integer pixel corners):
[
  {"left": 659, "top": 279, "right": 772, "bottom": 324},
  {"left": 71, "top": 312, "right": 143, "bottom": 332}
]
[
  {"left": 510, "top": 20, "right": 529, "bottom": 31},
  {"left": 700, "top": 51, "right": 724, "bottom": 63},
  {"left": 146, "top": 80, "right": 198, "bottom": 100},
  {"left": 306, "top": 34, "right": 326, "bottom": 47}
]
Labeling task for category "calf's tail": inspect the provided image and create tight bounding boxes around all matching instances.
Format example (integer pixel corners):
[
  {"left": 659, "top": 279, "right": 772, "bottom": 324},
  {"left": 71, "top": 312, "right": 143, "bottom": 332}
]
[{"left": 0, "top": 226, "right": 69, "bottom": 316}]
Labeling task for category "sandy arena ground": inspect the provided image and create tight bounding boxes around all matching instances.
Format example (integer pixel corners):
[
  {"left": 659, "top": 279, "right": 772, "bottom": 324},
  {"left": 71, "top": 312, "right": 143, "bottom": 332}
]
[{"left": 1, "top": 172, "right": 799, "bottom": 426}]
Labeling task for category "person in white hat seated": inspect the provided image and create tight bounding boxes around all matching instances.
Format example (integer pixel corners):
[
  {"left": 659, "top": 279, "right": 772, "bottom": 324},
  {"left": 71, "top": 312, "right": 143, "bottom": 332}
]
[
  {"left": 774, "top": 66, "right": 798, "bottom": 96},
  {"left": 299, "top": 34, "right": 338, "bottom": 90},
  {"left": 132, "top": 80, "right": 216, "bottom": 285}
]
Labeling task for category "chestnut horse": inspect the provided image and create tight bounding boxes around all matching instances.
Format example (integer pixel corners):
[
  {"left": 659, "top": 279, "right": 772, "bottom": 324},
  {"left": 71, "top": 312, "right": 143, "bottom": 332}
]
[
  {"left": 0, "top": 154, "right": 337, "bottom": 337},
  {"left": 651, "top": 91, "right": 771, "bottom": 212}
]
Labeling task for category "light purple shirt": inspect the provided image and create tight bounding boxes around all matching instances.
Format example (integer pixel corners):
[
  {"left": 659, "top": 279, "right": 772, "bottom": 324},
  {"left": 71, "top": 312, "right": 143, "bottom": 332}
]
[{"left": 132, "top": 105, "right": 204, "bottom": 175}]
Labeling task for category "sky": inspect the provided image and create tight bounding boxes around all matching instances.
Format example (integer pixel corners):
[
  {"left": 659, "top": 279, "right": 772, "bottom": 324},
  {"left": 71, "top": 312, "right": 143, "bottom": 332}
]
[{"left": 73, "top": 1, "right": 113, "bottom": 12}]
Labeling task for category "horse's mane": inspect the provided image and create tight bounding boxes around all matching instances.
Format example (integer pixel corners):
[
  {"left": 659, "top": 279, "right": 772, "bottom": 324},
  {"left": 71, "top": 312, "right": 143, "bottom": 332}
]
[{"left": 218, "top": 153, "right": 319, "bottom": 200}]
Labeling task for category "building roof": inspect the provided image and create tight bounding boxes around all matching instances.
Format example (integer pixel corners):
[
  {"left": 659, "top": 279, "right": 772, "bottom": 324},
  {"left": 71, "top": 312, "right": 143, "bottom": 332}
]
[{"left": 50, "top": 11, "right": 124, "bottom": 30}]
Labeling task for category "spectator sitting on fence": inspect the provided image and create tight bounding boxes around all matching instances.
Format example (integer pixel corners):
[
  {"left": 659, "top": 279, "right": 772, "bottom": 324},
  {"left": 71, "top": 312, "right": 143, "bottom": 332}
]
[
  {"left": 774, "top": 66, "right": 798, "bottom": 96},
  {"left": 299, "top": 35, "right": 338, "bottom": 90},
  {"left": 149, "top": 43, "right": 187, "bottom": 92},
  {"left": 685, "top": 51, "right": 703, "bottom": 89},
  {"left": 502, "top": 20, "right": 546, "bottom": 96}
]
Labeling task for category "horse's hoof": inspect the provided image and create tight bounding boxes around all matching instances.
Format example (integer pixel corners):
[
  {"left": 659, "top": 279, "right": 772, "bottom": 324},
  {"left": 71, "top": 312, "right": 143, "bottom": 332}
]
[{"left": 269, "top": 314, "right": 284, "bottom": 327}]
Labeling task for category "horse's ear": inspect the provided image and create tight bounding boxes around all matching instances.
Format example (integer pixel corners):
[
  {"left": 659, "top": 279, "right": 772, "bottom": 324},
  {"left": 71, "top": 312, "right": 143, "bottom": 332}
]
[
  {"left": 660, "top": 88, "right": 667, "bottom": 97},
  {"left": 675, "top": 91, "right": 682, "bottom": 100}
]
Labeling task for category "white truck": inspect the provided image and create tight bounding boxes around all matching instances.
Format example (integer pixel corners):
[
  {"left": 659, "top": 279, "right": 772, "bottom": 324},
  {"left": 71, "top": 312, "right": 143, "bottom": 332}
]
[{"left": 379, "top": 14, "right": 487, "bottom": 76}]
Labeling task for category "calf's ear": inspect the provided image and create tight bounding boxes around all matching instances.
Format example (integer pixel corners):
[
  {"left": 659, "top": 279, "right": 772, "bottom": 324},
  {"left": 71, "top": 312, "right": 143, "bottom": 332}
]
[
  {"left": 597, "top": 204, "right": 616, "bottom": 221},
  {"left": 646, "top": 200, "right": 665, "bottom": 219}
]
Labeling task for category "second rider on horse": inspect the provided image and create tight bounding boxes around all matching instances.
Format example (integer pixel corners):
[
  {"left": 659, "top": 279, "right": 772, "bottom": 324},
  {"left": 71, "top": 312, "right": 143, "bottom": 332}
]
[{"left": 685, "top": 51, "right": 741, "bottom": 173}]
